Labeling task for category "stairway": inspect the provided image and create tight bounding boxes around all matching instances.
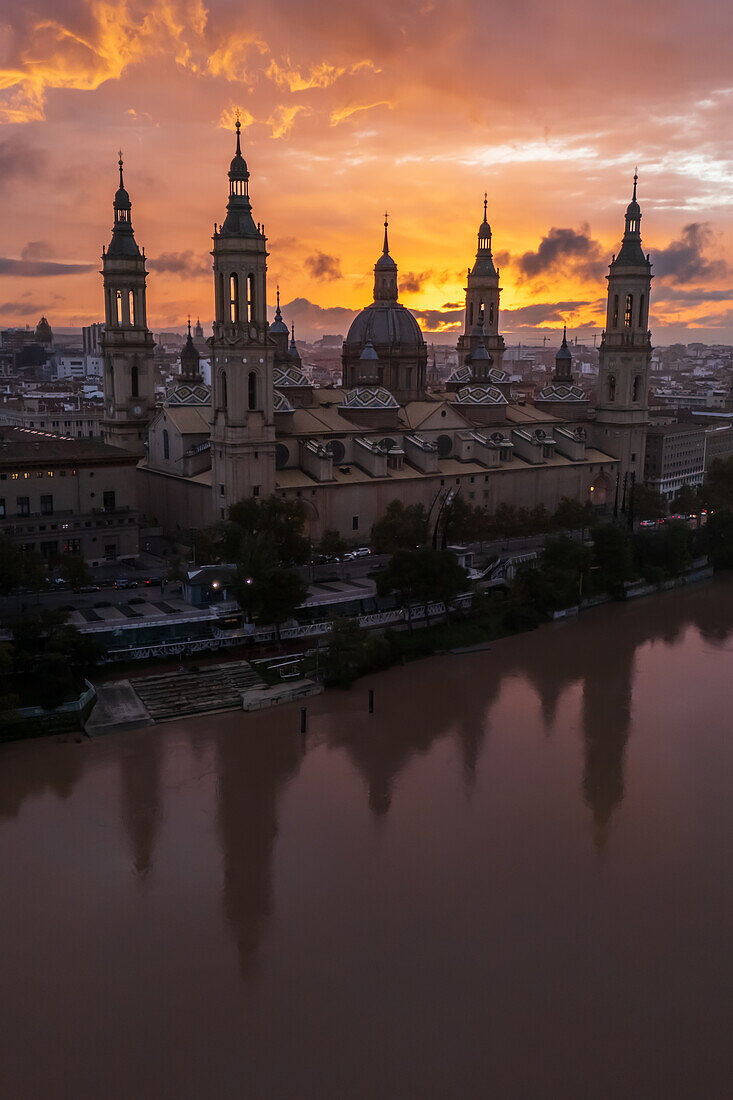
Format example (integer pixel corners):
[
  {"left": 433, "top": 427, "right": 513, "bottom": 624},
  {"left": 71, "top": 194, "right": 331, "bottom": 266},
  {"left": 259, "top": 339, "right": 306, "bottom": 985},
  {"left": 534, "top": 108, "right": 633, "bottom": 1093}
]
[{"left": 130, "top": 661, "right": 263, "bottom": 720}]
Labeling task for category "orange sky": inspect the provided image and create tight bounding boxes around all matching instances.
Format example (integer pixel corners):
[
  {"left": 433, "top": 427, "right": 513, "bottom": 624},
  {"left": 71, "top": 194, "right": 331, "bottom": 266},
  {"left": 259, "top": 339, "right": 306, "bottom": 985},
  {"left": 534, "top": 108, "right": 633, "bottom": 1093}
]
[{"left": 1, "top": 0, "right": 732, "bottom": 344}]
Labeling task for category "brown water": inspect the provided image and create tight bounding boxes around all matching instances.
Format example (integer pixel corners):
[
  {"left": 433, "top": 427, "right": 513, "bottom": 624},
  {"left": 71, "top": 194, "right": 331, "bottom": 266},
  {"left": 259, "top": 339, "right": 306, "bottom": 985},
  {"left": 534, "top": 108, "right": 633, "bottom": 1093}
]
[{"left": 2, "top": 580, "right": 733, "bottom": 1099}]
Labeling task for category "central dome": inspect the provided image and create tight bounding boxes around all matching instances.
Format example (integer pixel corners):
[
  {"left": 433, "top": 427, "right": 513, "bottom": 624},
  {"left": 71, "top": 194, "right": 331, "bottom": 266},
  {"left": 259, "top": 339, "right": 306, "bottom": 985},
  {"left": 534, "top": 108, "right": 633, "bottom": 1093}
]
[{"left": 345, "top": 301, "right": 424, "bottom": 350}]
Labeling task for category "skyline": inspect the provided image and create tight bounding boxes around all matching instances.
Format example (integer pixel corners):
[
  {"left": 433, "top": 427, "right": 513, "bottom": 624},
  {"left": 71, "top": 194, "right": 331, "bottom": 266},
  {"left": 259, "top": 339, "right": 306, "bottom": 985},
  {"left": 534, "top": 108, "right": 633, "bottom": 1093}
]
[{"left": 1, "top": 0, "right": 732, "bottom": 343}]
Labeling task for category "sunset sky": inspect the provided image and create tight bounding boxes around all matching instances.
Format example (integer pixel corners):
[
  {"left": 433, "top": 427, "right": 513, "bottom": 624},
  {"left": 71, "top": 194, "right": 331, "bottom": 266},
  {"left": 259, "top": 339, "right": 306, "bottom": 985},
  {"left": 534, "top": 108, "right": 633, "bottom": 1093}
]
[{"left": 1, "top": 0, "right": 732, "bottom": 344}]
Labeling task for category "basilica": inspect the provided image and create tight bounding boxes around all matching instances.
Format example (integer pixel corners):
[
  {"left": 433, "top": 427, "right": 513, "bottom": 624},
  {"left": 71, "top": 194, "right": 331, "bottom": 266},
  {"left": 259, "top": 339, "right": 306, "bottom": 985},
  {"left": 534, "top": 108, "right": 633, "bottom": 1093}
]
[{"left": 100, "top": 122, "right": 652, "bottom": 544}]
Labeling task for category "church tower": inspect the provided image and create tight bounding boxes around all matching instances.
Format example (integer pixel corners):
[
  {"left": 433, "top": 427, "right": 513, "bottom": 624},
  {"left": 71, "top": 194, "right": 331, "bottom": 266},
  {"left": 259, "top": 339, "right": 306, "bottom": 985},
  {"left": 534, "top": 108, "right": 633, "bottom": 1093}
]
[
  {"left": 210, "top": 119, "right": 276, "bottom": 519},
  {"left": 594, "top": 174, "right": 653, "bottom": 484},
  {"left": 457, "top": 196, "right": 506, "bottom": 376},
  {"left": 101, "top": 155, "right": 156, "bottom": 455}
]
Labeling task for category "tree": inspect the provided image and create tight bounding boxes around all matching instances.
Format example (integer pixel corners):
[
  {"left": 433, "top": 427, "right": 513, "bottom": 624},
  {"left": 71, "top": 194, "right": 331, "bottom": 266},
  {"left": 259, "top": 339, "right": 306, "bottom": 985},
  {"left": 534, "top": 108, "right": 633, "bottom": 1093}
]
[
  {"left": 0, "top": 535, "right": 22, "bottom": 597},
  {"left": 440, "top": 496, "right": 481, "bottom": 547},
  {"left": 227, "top": 496, "right": 310, "bottom": 564},
  {"left": 592, "top": 524, "right": 635, "bottom": 597},
  {"left": 702, "top": 457, "right": 733, "bottom": 512},
  {"left": 632, "top": 485, "right": 666, "bottom": 521},
  {"left": 257, "top": 569, "right": 308, "bottom": 640},
  {"left": 58, "top": 553, "right": 90, "bottom": 590},
  {"left": 553, "top": 497, "right": 596, "bottom": 533},
  {"left": 322, "top": 616, "right": 366, "bottom": 687},
  {"left": 319, "top": 529, "right": 347, "bottom": 559},
  {"left": 166, "top": 555, "right": 183, "bottom": 584},
  {"left": 20, "top": 549, "right": 47, "bottom": 597},
  {"left": 193, "top": 526, "right": 220, "bottom": 566},
  {"left": 634, "top": 520, "right": 693, "bottom": 580},
  {"left": 703, "top": 509, "right": 733, "bottom": 569},
  {"left": 371, "top": 500, "right": 428, "bottom": 553},
  {"left": 673, "top": 483, "right": 701, "bottom": 517},
  {"left": 378, "top": 547, "right": 468, "bottom": 624}
]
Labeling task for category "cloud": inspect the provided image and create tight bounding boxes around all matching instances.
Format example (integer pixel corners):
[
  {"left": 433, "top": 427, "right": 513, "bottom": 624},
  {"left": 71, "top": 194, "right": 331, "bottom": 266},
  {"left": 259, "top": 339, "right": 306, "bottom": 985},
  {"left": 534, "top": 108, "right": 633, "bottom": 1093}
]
[
  {"left": 0, "top": 300, "right": 46, "bottom": 317},
  {"left": 148, "top": 251, "right": 210, "bottom": 277},
  {"left": 401, "top": 270, "right": 432, "bottom": 293},
  {"left": 330, "top": 100, "right": 392, "bottom": 125},
  {"left": 0, "top": 134, "right": 45, "bottom": 185},
  {"left": 266, "top": 104, "right": 308, "bottom": 138},
  {"left": 21, "top": 241, "right": 57, "bottom": 261},
  {"left": 652, "top": 223, "right": 728, "bottom": 281},
  {"left": 515, "top": 226, "right": 605, "bottom": 282},
  {"left": 412, "top": 307, "right": 463, "bottom": 331},
  {"left": 501, "top": 300, "right": 591, "bottom": 328},
  {"left": 207, "top": 32, "right": 269, "bottom": 82},
  {"left": 304, "top": 251, "right": 343, "bottom": 281},
  {"left": 266, "top": 59, "right": 377, "bottom": 92},
  {"left": 0, "top": 258, "right": 95, "bottom": 276},
  {"left": 654, "top": 286, "right": 733, "bottom": 305}
]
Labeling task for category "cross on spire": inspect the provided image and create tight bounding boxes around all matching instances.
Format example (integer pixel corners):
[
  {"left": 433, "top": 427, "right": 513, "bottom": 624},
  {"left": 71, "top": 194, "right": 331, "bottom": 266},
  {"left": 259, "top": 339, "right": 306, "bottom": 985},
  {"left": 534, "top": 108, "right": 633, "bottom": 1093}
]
[
  {"left": 235, "top": 110, "right": 242, "bottom": 156},
  {"left": 383, "top": 212, "right": 390, "bottom": 254},
  {"left": 483, "top": 192, "right": 488, "bottom": 221},
  {"left": 633, "top": 167, "right": 638, "bottom": 201},
  {"left": 118, "top": 150, "right": 124, "bottom": 187}
]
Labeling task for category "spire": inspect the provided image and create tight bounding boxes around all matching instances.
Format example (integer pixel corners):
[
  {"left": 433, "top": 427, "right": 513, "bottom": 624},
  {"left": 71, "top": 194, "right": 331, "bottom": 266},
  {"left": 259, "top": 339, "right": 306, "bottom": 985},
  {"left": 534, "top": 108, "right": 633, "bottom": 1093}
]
[
  {"left": 561, "top": 324, "right": 568, "bottom": 347},
  {"left": 383, "top": 212, "right": 390, "bottom": 255},
  {"left": 554, "top": 324, "right": 573, "bottom": 382},
  {"left": 483, "top": 192, "right": 488, "bottom": 222},
  {"left": 118, "top": 150, "right": 124, "bottom": 189},
  {"left": 614, "top": 171, "right": 648, "bottom": 267},
  {"left": 632, "top": 168, "right": 638, "bottom": 202},
  {"left": 219, "top": 114, "right": 258, "bottom": 238},
  {"left": 235, "top": 111, "right": 242, "bottom": 157},
  {"left": 187, "top": 315, "right": 192, "bottom": 338},
  {"left": 108, "top": 151, "right": 138, "bottom": 257},
  {"left": 276, "top": 285, "right": 282, "bottom": 319}
]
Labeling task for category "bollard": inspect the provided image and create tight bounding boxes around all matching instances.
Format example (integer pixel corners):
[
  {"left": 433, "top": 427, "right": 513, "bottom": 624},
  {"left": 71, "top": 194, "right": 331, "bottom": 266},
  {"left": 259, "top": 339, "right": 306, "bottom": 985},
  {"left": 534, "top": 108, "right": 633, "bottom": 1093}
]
[
  {"left": 300, "top": 707, "right": 307, "bottom": 735},
  {"left": 368, "top": 688, "right": 374, "bottom": 714}
]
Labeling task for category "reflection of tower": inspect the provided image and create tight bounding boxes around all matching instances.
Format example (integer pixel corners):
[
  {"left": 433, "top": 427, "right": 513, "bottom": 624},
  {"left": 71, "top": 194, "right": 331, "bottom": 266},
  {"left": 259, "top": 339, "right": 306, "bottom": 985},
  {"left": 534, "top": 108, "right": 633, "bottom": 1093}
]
[
  {"left": 101, "top": 154, "right": 156, "bottom": 455},
  {"left": 0, "top": 747, "right": 84, "bottom": 822},
  {"left": 119, "top": 734, "right": 162, "bottom": 879},
  {"left": 581, "top": 646, "right": 634, "bottom": 851},
  {"left": 215, "top": 725, "right": 303, "bottom": 976},
  {"left": 595, "top": 174, "right": 653, "bottom": 485}
]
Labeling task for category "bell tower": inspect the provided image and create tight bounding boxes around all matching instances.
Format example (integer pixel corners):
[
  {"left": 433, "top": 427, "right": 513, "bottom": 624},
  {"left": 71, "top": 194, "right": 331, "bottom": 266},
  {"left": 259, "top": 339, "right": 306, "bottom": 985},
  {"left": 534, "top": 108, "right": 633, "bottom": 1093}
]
[
  {"left": 101, "top": 154, "right": 156, "bottom": 455},
  {"left": 457, "top": 195, "right": 505, "bottom": 376},
  {"left": 210, "top": 119, "right": 275, "bottom": 518},
  {"left": 595, "top": 174, "right": 652, "bottom": 484}
]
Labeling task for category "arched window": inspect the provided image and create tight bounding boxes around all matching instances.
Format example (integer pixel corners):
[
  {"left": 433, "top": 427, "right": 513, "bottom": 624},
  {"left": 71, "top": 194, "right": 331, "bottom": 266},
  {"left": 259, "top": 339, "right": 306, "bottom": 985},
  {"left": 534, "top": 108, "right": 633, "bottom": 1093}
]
[
  {"left": 608, "top": 374, "right": 616, "bottom": 402},
  {"left": 248, "top": 371, "right": 257, "bottom": 410},
  {"left": 624, "top": 293, "right": 633, "bottom": 327},
  {"left": 220, "top": 371, "right": 228, "bottom": 409},
  {"left": 632, "top": 375, "right": 641, "bottom": 402},
  {"left": 639, "top": 294, "right": 645, "bottom": 328},
  {"left": 163, "top": 429, "right": 169, "bottom": 460},
  {"left": 612, "top": 294, "right": 619, "bottom": 328},
  {"left": 218, "top": 273, "right": 225, "bottom": 322},
  {"left": 128, "top": 290, "right": 135, "bottom": 327},
  {"left": 116, "top": 289, "right": 123, "bottom": 325},
  {"left": 131, "top": 363, "right": 139, "bottom": 398},
  {"left": 229, "top": 273, "right": 239, "bottom": 323},
  {"left": 468, "top": 302, "right": 473, "bottom": 326},
  {"left": 247, "top": 274, "right": 255, "bottom": 323}
]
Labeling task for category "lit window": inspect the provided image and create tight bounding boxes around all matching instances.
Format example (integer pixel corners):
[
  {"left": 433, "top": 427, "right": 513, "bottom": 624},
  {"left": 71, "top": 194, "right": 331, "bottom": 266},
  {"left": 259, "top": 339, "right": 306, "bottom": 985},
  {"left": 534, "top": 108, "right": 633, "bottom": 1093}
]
[{"left": 624, "top": 294, "right": 633, "bottom": 327}]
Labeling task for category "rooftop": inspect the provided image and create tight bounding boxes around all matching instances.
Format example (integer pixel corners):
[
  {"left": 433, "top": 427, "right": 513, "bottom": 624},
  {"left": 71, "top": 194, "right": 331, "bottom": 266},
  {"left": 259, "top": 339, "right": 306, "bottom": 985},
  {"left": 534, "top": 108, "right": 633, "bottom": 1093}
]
[{"left": 0, "top": 427, "right": 139, "bottom": 465}]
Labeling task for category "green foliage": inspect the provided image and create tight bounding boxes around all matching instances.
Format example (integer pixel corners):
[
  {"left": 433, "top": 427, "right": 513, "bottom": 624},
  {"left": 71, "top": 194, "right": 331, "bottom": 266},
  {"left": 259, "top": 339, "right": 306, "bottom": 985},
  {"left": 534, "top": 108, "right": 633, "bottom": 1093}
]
[
  {"left": 20, "top": 549, "right": 47, "bottom": 593},
  {"left": 703, "top": 509, "right": 733, "bottom": 569},
  {"left": 193, "top": 526, "right": 220, "bottom": 566},
  {"left": 632, "top": 485, "right": 666, "bottom": 521},
  {"left": 591, "top": 523, "right": 636, "bottom": 597},
  {"left": 371, "top": 500, "right": 429, "bottom": 553},
  {"left": 553, "top": 497, "right": 596, "bottom": 532},
  {"left": 322, "top": 616, "right": 367, "bottom": 687},
  {"left": 3, "top": 611, "right": 105, "bottom": 710},
  {"left": 58, "top": 553, "right": 90, "bottom": 589},
  {"left": 378, "top": 547, "right": 468, "bottom": 623},
  {"left": 319, "top": 529, "right": 348, "bottom": 558},
  {"left": 673, "top": 483, "right": 701, "bottom": 517},
  {"left": 226, "top": 496, "right": 310, "bottom": 565},
  {"left": 634, "top": 519, "right": 693, "bottom": 580},
  {"left": 702, "top": 457, "right": 733, "bottom": 512},
  {"left": 229, "top": 529, "right": 307, "bottom": 635},
  {"left": 256, "top": 569, "right": 308, "bottom": 639}
]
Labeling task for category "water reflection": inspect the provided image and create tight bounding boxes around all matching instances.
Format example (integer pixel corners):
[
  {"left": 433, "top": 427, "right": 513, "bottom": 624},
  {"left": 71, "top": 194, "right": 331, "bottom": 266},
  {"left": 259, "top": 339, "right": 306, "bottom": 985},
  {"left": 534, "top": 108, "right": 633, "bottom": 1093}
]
[
  {"left": 215, "top": 724, "right": 303, "bottom": 976},
  {"left": 119, "top": 734, "right": 163, "bottom": 879}
]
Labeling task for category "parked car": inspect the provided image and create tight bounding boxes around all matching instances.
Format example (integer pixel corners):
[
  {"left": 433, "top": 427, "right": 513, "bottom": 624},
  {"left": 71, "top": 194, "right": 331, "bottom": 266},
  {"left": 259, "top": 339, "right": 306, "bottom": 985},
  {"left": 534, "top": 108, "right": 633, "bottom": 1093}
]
[
  {"left": 344, "top": 547, "right": 372, "bottom": 560},
  {"left": 114, "top": 578, "right": 138, "bottom": 589},
  {"left": 639, "top": 519, "right": 657, "bottom": 528},
  {"left": 76, "top": 584, "right": 100, "bottom": 593}
]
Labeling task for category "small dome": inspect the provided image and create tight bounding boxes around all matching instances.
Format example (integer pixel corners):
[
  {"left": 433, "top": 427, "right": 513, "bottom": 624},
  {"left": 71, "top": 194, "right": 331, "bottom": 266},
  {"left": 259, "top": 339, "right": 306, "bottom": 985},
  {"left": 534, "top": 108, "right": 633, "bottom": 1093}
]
[
  {"left": 375, "top": 251, "right": 397, "bottom": 272},
  {"left": 471, "top": 342, "right": 492, "bottom": 363},
  {"left": 229, "top": 152, "right": 248, "bottom": 177},
  {"left": 360, "top": 341, "right": 379, "bottom": 361},
  {"left": 114, "top": 185, "right": 131, "bottom": 209},
  {"left": 270, "top": 315, "right": 288, "bottom": 334}
]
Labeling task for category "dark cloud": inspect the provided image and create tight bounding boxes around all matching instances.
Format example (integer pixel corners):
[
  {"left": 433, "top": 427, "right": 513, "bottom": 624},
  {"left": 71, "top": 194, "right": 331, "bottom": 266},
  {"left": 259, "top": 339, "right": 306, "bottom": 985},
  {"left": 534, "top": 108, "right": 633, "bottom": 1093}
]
[
  {"left": 515, "top": 226, "right": 605, "bottom": 281},
  {"left": 0, "top": 258, "right": 94, "bottom": 277},
  {"left": 494, "top": 250, "right": 511, "bottom": 268},
  {"left": 501, "top": 300, "right": 590, "bottom": 328},
  {"left": 282, "top": 296, "right": 357, "bottom": 336},
  {"left": 655, "top": 286, "right": 733, "bottom": 305},
  {"left": 21, "top": 241, "right": 57, "bottom": 261},
  {"left": 304, "top": 251, "right": 343, "bottom": 280},
  {"left": 401, "top": 270, "right": 432, "bottom": 294},
  {"left": 412, "top": 307, "right": 463, "bottom": 330},
  {"left": 148, "top": 251, "right": 210, "bottom": 277},
  {"left": 0, "top": 301, "right": 45, "bottom": 316},
  {"left": 0, "top": 134, "right": 45, "bottom": 186},
  {"left": 442, "top": 301, "right": 462, "bottom": 309},
  {"left": 652, "top": 223, "right": 728, "bottom": 282}
]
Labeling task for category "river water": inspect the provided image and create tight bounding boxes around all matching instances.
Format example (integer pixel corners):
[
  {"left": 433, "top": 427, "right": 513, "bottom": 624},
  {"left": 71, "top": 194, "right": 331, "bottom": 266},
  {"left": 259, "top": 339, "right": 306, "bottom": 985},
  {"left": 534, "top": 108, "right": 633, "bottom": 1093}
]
[{"left": 2, "top": 579, "right": 733, "bottom": 1098}]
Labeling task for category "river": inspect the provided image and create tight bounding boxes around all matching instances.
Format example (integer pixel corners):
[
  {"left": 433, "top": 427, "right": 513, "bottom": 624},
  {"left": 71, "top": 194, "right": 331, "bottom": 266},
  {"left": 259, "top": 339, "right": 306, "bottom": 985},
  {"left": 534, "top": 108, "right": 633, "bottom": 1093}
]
[{"left": 2, "top": 578, "right": 733, "bottom": 1098}]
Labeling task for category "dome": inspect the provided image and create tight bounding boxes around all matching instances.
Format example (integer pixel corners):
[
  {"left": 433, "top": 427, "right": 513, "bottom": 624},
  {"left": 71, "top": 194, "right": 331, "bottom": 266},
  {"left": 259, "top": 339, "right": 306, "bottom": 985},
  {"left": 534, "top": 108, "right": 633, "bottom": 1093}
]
[
  {"left": 360, "top": 341, "right": 379, "bottom": 361},
  {"left": 270, "top": 314, "right": 288, "bottom": 335},
  {"left": 345, "top": 302, "right": 424, "bottom": 350},
  {"left": 35, "top": 316, "right": 53, "bottom": 344},
  {"left": 375, "top": 251, "right": 397, "bottom": 272},
  {"left": 114, "top": 185, "right": 131, "bottom": 209},
  {"left": 229, "top": 152, "right": 248, "bottom": 177}
]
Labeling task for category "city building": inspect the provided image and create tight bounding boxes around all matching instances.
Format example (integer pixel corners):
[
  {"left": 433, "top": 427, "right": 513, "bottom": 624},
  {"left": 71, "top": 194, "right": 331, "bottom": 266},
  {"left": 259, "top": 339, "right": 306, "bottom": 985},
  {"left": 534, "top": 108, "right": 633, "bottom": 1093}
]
[
  {"left": 0, "top": 427, "right": 139, "bottom": 564},
  {"left": 643, "top": 423, "right": 706, "bottom": 500}
]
